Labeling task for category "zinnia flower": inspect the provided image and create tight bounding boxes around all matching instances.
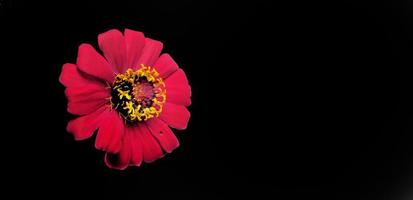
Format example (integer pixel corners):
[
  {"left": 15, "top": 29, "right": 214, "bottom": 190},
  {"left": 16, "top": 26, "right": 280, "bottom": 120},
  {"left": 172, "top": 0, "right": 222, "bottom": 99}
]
[{"left": 59, "top": 29, "right": 191, "bottom": 170}]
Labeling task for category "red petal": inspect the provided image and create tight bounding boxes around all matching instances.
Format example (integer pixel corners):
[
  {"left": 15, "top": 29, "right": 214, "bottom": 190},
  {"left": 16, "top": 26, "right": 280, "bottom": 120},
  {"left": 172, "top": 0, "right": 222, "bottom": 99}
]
[
  {"left": 67, "top": 100, "right": 107, "bottom": 116},
  {"left": 76, "top": 43, "right": 115, "bottom": 83},
  {"left": 135, "top": 38, "right": 163, "bottom": 68},
  {"left": 60, "top": 63, "right": 109, "bottom": 115},
  {"left": 66, "top": 106, "right": 109, "bottom": 140},
  {"left": 153, "top": 54, "right": 179, "bottom": 79},
  {"left": 95, "top": 110, "right": 124, "bottom": 153},
  {"left": 159, "top": 103, "right": 190, "bottom": 130},
  {"left": 59, "top": 63, "right": 104, "bottom": 88},
  {"left": 124, "top": 29, "right": 145, "bottom": 69},
  {"left": 145, "top": 118, "right": 180, "bottom": 153},
  {"left": 126, "top": 126, "right": 143, "bottom": 166},
  {"left": 98, "top": 29, "right": 127, "bottom": 73},
  {"left": 104, "top": 132, "right": 131, "bottom": 170},
  {"left": 136, "top": 124, "right": 164, "bottom": 163},
  {"left": 65, "top": 84, "right": 110, "bottom": 115},
  {"left": 165, "top": 69, "right": 191, "bottom": 106}
]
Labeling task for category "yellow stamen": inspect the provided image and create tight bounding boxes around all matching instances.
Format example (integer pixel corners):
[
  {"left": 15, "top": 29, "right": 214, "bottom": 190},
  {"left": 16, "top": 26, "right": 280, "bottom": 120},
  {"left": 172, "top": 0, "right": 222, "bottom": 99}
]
[
  {"left": 111, "top": 64, "right": 167, "bottom": 122},
  {"left": 117, "top": 89, "right": 132, "bottom": 100},
  {"left": 123, "top": 101, "right": 134, "bottom": 114}
]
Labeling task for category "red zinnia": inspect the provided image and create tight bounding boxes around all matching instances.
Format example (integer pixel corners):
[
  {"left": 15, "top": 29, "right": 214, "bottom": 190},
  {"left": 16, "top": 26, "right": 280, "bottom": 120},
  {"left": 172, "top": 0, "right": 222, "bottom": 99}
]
[{"left": 59, "top": 29, "right": 191, "bottom": 170}]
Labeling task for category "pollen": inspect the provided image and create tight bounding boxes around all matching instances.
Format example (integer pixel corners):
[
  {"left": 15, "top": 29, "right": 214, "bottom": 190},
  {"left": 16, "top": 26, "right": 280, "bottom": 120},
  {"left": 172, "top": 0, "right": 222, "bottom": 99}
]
[{"left": 110, "top": 64, "right": 166, "bottom": 123}]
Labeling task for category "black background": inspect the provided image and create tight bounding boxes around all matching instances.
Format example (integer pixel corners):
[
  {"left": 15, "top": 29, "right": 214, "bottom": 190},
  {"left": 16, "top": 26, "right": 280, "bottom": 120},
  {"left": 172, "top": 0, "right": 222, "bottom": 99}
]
[{"left": 1, "top": 0, "right": 413, "bottom": 199}]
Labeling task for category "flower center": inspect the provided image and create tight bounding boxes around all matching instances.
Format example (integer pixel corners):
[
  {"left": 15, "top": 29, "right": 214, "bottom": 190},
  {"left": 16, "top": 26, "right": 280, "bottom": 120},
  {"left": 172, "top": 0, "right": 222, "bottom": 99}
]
[{"left": 110, "top": 65, "right": 166, "bottom": 123}]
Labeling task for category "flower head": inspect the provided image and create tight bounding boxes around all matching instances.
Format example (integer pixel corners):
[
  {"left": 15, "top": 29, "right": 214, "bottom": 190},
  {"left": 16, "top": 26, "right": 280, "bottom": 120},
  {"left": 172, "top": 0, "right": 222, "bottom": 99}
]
[{"left": 59, "top": 29, "right": 191, "bottom": 170}]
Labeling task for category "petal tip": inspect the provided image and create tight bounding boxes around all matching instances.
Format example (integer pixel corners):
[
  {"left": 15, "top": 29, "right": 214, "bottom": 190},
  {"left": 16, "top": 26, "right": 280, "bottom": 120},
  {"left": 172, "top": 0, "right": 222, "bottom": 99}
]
[
  {"left": 104, "top": 153, "right": 128, "bottom": 170},
  {"left": 124, "top": 28, "right": 144, "bottom": 36}
]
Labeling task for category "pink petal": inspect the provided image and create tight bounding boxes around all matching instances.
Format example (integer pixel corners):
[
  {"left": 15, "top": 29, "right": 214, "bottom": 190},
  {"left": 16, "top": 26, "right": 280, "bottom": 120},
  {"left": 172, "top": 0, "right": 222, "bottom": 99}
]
[
  {"left": 67, "top": 100, "right": 107, "bottom": 116},
  {"left": 126, "top": 126, "right": 143, "bottom": 166},
  {"left": 159, "top": 103, "right": 190, "bottom": 130},
  {"left": 165, "top": 69, "right": 191, "bottom": 106},
  {"left": 66, "top": 106, "right": 109, "bottom": 140},
  {"left": 153, "top": 54, "right": 179, "bottom": 79},
  {"left": 59, "top": 63, "right": 104, "bottom": 88},
  {"left": 135, "top": 124, "right": 164, "bottom": 163},
  {"left": 104, "top": 132, "right": 131, "bottom": 170},
  {"left": 95, "top": 110, "right": 124, "bottom": 153},
  {"left": 76, "top": 43, "right": 115, "bottom": 84},
  {"left": 124, "top": 29, "right": 145, "bottom": 69},
  {"left": 135, "top": 38, "right": 163, "bottom": 68},
  {"left": 145, "top": 118, "right": 180, "bottom": 153},
  {"left": 98, "top": 29, "right": 127, "bottom": 73},
  {"left": 65, "top": 84, "right": 110, "bottom": 115}
]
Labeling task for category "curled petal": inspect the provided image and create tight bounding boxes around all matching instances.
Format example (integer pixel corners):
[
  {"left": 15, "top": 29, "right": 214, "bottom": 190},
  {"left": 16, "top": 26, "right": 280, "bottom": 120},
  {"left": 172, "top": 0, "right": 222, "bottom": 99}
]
[{"left": 104, "top": 133, "right": 131, "bottom": 170}]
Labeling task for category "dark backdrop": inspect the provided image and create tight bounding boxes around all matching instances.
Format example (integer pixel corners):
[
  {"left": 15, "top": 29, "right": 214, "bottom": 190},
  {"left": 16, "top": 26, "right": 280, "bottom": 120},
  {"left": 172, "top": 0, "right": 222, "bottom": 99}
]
[{"left": 1, "top": 0, "right": 413, "bottom": 199}]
